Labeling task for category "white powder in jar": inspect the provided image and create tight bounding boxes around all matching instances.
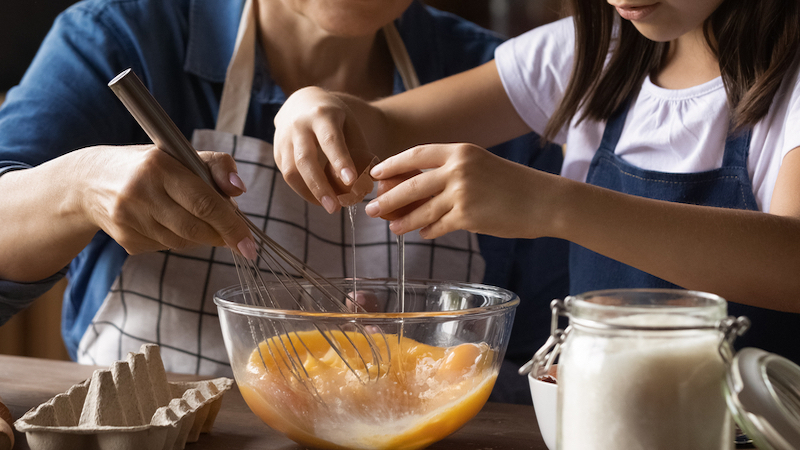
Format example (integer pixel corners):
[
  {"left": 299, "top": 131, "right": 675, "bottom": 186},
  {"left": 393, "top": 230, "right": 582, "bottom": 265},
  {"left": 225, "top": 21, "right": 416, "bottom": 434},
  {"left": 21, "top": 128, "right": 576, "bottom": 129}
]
[{"left": 558, "top": 313, "right": 733, "bottom": 450}]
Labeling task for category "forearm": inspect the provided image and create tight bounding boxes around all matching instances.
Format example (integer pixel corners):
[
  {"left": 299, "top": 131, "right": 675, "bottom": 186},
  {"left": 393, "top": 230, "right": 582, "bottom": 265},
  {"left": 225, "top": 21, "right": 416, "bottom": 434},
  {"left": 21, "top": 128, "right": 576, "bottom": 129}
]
[
  {"left": 0, "top": 153, "right": 98, "bottom": 282},
  {"left": 371, "top": 61, "right": 531, "bottom": 157},
  {"left": 552, "top": 179, "right": 800, "bottom": 312}
]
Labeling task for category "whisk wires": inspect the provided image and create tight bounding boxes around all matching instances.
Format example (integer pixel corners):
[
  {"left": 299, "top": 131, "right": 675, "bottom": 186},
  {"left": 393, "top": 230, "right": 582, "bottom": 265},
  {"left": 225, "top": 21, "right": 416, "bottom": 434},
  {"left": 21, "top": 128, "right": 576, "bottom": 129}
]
[{"left": 232, "top": 210, "right": 393, "bottom": 396}]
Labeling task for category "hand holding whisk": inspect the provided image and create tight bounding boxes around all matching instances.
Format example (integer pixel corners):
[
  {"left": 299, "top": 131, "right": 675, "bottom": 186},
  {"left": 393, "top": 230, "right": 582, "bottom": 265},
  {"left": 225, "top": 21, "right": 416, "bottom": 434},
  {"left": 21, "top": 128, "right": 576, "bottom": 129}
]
[{"left": 108, "top": 68, "right": 391, "bottom": 402}]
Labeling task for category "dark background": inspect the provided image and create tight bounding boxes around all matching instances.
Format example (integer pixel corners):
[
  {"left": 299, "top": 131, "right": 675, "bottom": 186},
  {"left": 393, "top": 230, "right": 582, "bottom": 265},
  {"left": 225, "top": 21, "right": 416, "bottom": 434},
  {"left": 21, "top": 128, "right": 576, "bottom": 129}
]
[
  {"left": 1, "top": 0, "right": 81, "bottom": 90},
  {"left": 0, "top": 0, "right": 563, "bottom": 91}
]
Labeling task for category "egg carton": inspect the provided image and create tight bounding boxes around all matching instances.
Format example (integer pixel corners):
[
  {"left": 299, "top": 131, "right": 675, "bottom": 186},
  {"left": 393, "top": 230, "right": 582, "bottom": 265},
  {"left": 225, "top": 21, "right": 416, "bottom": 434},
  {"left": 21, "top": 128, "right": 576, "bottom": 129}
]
[{"left": 15, "top": 344, "right": 233, "bottom": 450}]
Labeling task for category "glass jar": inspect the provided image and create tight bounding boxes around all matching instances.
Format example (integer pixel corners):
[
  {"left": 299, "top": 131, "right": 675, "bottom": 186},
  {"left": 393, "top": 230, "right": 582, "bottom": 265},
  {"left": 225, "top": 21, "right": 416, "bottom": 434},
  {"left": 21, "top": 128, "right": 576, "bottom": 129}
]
[{"left": 535, "top": 289, "right": 748, "bottom": 450}]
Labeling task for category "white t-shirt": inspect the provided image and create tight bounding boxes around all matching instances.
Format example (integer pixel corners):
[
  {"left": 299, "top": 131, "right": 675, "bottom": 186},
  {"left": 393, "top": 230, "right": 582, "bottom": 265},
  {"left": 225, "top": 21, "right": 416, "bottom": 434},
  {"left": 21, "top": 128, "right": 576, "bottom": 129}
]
[{"left": 495, "top": 17, "right": 800, "bottom": 213}]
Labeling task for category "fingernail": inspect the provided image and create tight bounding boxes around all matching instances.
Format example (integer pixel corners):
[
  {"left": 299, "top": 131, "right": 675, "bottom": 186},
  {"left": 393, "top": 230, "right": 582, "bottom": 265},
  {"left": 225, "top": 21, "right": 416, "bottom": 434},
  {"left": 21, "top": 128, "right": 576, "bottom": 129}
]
[
  {"left": 370, "top": 164, "right": 383, "bottom": 178},
  {"left": 229, "top": 172, "right": 246, "bottom": 192},
  {"left": 365, "top": 200, "right": 379, "bottom": 217},
  {"left": 389, "top": 220, "right": 403, "bottom": 234},
  {"left": 341, "top": 168, "right": 356, "bottom": 185},
  {"left": 419, "top": 227, "right": 429, "bottom": 239},
  {"left": 321, "top": 195, "right": 337, "bottom": 214},
  {"left": 237, "top": 236, "right": 258, "bottom": 260}
]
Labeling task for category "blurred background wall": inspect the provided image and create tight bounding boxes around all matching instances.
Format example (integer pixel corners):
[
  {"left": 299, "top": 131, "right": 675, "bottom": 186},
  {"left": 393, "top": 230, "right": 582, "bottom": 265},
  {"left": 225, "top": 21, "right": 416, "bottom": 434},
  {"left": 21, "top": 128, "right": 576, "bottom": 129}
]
[
  {"left": 0, "top": 0, "right": 82, "bottom": 91},
  {"left": 0, "top": 0, "right": 564, "bottom": 92},
  {"left": 0, "top": 0, "right": 563, "bottom": 361}
]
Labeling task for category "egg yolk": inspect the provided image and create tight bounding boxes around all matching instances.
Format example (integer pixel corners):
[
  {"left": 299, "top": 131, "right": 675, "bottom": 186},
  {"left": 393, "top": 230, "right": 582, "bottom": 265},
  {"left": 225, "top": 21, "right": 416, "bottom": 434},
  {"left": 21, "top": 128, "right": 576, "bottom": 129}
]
[{"left": 238, "top": 330, "right": 497, "bottom": 450}]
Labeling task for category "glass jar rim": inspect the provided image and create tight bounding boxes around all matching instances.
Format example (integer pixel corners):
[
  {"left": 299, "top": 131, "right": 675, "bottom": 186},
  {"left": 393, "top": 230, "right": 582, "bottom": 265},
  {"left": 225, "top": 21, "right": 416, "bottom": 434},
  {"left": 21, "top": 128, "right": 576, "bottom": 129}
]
[{"left": 566, "top": 288, "right": 728, "bottom": 331}]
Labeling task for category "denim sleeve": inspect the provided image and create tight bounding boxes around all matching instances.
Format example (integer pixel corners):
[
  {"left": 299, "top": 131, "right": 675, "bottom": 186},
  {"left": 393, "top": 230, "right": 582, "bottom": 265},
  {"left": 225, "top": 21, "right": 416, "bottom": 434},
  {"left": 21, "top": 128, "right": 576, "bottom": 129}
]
[
  {"left": 0, "top": 3, "right": 145, "bottom": 170},
  {"left": 0, "top": 162, "right": 32, "bottom": 176},
  {"left": 0, "top": 268, "right": 68, "bottom": 326}
]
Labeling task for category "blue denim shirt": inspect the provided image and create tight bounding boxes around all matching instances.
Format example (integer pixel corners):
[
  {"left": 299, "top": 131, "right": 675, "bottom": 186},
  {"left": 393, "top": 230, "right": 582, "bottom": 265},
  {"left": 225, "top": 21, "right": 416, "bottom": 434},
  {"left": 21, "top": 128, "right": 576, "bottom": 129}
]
[{"left": 0, "top": 0, "right": 568, "bottom": 393}]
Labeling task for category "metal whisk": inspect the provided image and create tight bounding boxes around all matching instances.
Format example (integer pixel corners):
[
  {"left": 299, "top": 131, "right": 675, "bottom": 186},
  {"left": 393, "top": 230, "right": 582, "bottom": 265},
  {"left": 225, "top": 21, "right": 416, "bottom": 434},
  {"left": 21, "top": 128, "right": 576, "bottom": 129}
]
[{"left": 108, "top": 68, "right": 391, "bottom": 401}]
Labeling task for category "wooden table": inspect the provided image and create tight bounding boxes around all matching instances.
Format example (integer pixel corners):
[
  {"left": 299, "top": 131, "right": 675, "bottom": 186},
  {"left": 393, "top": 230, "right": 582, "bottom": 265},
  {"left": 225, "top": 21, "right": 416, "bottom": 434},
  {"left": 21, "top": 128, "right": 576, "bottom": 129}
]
[{"left": 0, "top": 354, "right": 546, "bottom": 449}]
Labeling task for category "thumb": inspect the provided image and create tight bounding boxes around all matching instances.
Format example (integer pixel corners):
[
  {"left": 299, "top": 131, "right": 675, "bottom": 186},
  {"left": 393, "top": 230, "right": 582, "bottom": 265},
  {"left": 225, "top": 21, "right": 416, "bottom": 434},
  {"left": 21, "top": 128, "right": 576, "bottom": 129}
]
[{"left": 200, "top": 151, "right": 247, "bottom": 197}]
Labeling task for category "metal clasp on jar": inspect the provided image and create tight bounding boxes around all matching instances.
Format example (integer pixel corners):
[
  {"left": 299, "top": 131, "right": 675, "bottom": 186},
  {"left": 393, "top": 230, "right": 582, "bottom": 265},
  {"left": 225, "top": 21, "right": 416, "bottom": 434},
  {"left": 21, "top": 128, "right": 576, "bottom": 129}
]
[
  {"left": 718, "top": 315, "right": 751, "bottom": 363},
  {"left": 519, "top": 298, "right": 570, "bottom": 378}
]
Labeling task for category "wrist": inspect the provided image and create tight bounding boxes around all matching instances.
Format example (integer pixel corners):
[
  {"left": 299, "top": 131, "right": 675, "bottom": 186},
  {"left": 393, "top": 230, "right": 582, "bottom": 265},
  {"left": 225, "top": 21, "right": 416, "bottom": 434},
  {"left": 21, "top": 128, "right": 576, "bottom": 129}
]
[
  {"left": 536, "top": 173, "right": 583, "bottom": 241},
  {"left": 63, "top": 147, "right": 104, "bottom": 236},
  {"left": 0, "top": 151, "right": 99, "bottom": 281}
]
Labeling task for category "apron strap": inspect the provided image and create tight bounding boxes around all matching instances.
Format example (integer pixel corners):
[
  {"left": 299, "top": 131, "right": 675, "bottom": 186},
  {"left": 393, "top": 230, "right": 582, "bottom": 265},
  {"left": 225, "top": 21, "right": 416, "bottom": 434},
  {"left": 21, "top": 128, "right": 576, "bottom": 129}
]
[
  {"left": 721, "top": 127, "right": 752, "bottom": 168},
  {"left": 382, "top": 23, "right": 420, "bottom": 90},
  {"left": 597, "top": 97, "right": 633, "bottom": 152},
  {"left": 216, "top": 0, "right": 256, "bottom": 135}
]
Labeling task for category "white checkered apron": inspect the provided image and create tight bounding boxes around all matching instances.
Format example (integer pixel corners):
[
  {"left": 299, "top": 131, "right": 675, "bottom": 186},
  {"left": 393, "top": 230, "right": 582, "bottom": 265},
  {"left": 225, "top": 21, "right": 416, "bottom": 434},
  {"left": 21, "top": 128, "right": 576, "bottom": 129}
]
[{"left": 76, "top": 0, "right": 485, "bottom": 375}]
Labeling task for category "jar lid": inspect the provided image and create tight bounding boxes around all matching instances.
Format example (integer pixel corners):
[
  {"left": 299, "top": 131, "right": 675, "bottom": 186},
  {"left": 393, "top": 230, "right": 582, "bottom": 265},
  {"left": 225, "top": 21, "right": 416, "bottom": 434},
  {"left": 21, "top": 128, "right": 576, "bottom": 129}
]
[{"left": 725, "top": 347, "right": 800, "bottom": 449}]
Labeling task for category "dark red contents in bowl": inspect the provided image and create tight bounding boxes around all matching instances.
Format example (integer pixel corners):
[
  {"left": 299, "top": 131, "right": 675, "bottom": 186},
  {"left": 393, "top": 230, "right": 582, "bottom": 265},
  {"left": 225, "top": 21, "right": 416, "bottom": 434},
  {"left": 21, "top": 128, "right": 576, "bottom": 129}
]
[{"left": 537, "top": 375, "right": 557, "bottom": 385}]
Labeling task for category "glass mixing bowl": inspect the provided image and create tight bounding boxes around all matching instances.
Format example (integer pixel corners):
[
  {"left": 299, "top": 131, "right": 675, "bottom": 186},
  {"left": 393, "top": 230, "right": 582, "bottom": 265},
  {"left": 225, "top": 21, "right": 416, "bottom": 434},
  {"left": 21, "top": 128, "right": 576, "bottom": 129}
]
[{"left": 215, "top": 278, "right": 518, "bottom": 450}]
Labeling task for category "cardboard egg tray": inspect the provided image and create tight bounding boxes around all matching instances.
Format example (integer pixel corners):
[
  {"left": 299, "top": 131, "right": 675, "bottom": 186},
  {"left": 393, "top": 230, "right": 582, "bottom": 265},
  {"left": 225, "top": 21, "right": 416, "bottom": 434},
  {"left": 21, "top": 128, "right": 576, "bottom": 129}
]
[{"left": 14, "top": 344, "right": 233, "bottom": 450}]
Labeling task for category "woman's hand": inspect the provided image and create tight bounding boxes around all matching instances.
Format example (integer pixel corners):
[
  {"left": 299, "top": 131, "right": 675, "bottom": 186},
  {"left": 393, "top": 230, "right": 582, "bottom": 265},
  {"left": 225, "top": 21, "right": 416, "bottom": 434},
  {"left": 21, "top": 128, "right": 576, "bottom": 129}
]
[
  {"left": 364, "top": 143, "right": 563, "bottom": 240},
  {"left": 76, "top": 144, "right": 256, "bottom": 258},
  {"left": 273, "top": 86, "right": 378, "bottom": 213},
  {"left": 0, "top": 144, "right": 257, "bottom": 282}
]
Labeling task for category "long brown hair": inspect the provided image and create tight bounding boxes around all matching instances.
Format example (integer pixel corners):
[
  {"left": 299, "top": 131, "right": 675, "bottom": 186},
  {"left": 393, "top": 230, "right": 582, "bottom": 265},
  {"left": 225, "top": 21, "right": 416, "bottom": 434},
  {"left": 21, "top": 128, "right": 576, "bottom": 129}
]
[{"left": 544, "top": 0, "right": 800, "bottom": 141}]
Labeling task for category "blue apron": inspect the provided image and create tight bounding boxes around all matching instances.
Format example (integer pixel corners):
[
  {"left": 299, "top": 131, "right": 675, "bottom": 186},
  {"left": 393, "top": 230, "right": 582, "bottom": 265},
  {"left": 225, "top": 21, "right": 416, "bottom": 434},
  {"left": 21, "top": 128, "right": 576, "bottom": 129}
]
[{"left": 570, "top": 101, "right": 800, "bottom": 363}]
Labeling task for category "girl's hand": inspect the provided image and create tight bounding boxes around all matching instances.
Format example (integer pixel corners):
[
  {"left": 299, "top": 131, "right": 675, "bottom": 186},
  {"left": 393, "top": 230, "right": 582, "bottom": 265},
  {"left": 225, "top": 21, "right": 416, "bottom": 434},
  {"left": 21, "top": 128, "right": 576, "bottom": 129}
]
[
  {"left": 364, "top": 143, "right": 562, "bottom": 240},
  {"left": 374, "top": 170, "right": 426, "bottom": 221},
  {"left": 75, "top": 144, "right": 257, "bottom": 258},
  {"left": 273, "top": 86, "right": 377, "bottom": 213}
]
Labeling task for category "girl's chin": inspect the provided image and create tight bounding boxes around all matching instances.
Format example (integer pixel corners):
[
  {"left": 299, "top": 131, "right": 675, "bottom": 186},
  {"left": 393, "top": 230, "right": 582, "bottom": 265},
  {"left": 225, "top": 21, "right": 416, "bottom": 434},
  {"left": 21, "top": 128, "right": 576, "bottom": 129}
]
[{"left": 629, "top": 23, "right": 682, "bottom": 43}]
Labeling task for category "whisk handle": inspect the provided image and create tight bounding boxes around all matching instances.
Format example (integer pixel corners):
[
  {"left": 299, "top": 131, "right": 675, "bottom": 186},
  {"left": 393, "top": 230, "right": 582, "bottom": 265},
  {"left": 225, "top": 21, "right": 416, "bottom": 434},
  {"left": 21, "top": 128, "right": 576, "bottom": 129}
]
[{"left": 108, "top": 68, "right": 220, "bottom": 193}]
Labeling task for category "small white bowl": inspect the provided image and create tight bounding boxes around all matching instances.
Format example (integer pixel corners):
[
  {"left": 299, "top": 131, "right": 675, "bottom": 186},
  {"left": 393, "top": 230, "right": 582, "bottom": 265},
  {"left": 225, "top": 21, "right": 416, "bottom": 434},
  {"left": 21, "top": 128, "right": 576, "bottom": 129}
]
[{"left": 528, "top": 371, "right": 557, "bottom": 450}]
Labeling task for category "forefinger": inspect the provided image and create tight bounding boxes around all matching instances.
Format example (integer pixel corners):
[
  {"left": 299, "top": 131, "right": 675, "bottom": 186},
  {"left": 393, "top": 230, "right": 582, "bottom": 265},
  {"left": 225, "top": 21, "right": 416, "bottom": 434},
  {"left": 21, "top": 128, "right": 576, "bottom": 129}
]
[
  {"left": 369, "top": 145, "right": 447, "bottom": 180},
  {"left": 368, "top": 170, "right": 443, "bottom": 222}
]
